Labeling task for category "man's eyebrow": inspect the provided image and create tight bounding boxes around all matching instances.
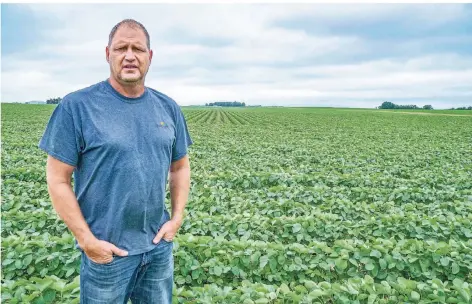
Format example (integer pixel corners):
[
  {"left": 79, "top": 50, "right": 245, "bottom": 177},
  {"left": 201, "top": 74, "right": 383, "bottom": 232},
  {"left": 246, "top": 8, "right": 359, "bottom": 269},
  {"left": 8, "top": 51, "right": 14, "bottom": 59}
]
[{"left": 113, "top": 40, "right": 145, "bottom": 46}]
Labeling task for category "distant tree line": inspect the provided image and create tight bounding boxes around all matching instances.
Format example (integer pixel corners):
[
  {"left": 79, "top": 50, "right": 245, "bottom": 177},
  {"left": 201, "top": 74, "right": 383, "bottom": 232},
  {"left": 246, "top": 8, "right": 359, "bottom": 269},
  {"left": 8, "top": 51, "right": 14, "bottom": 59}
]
[
  {"left": 449, "top": 106, "right": 472, "bottom": 110},
  {"left": 205, "top": 101, "right": 246, "bottom": 107},
  {"left": 378, "top": 101, "right": 433, "bottom": 110},
  {"left": 46, "top": 97, "right": 62, "bottom": 104}
]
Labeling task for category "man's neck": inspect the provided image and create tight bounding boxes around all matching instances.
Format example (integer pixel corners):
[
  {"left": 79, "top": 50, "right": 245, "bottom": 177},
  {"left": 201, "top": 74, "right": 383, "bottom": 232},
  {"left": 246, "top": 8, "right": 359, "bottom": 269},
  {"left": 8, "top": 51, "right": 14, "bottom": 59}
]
[{"left": 108, "top": 77, "right": 145, "bottom": 98}]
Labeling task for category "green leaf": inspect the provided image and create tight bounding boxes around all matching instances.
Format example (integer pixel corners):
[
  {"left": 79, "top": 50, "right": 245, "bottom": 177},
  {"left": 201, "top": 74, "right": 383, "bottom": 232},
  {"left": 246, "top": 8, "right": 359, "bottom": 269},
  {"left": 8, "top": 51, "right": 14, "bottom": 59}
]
[
  {"left": 251, "top": 251, "right": 261, "bottom": 264},
  {"left": 2, "top": 259, "right": 14, "bottom": 266},
  {"left": 23, "top": 255, "right": 32, "bottom": 266},
  {"left": 371, "top": 264, "right": 379, "bottom": 277},
  {"left": 463, "top": 228, "right": 472, "bottom": 238},
  {"left": 335, "top": 258, "right": 348, "bottom": 271},
  {"left": 294, "top": 285, "right": 308, "bottom": 293},
  {"left": 446, "top": 297, "right": 459, "bottom": 303},
  {"left": 451, "top": 262, "right": 460, "bottom": 274},
  {"left": 459, "top": 289, "right": 470, "bottom": 302},
  {"left": 176, "top": 276, "right": 186, "bottom": 285},
  {"left": 370, "top": 250, "right": 381, "bottom": 258},
  {"left": 214, "top": 266, "right": 222, "bottom": 276},
  {"left": 279, "top": 283, "right": 290, "bottom": 294},
  {"left": 52, "top": 280, "right": 66, "bottom": 292},
  {"left": 42, "top": 289, "right": 56, "bottom": 304},
  {"left": 296, "top": 234, "right": 304, "bottom": 242},
  {"left": 364, "top": 275, "right": 374, "bottom": 285},
  {"left": 292, "top": 223, "right": 302, "bottom": 233},
  {"left": 259, "top": 255, "right": 269, "bottom": 269},
  {"left": 411, "top": 291, "right": 420, "bottom": 301},
  {"left": 269, "top": 257, "right": 277, "bottom": 272},
  {"left": 453, "top": 278, "right": 464, "bottom": 289},
  {"left": 27, "top": 266, "right": 35, "bottom": 275},
  {"left": 440, "top": 257, "right": 450, "bottom": 267},
  {"left": 368, "top": 294, "right": 377, "bottom": 304},
  {"left": 65, "top": 268, "right": 75, "bottom": 278},
  {"left": 308, "top": 289, "right": 324, "bottom": 298},
  {"left": 14, "top": 260, "right": 22, "bottom": 269},
  {"left": 32, "top": 295, "right": 46, "bottom": 304},
  {"left": 305, "top": 281, "right": 317, "bottom": 291},
  {"left": 40, "top": 268, "right": 48, "bottom": 277},
  {"left": 365, "top": 263, "right": 375, "bottom": 271},
  {"left": 379, "top": 258, "right": 387, "bottom": 270}
]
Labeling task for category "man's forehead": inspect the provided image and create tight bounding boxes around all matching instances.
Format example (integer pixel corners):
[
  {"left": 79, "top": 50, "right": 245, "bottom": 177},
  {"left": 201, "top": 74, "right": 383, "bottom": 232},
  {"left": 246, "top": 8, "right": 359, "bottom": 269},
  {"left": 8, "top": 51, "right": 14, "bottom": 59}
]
[{"left": 112, "top": 26, "right": 147, "bottom": 44}]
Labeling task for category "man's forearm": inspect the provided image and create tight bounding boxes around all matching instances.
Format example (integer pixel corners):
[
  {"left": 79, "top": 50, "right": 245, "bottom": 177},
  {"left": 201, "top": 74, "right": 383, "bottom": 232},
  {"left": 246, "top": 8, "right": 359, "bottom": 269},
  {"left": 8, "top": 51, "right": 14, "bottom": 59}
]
[
  {"left": 47, "top": 182, "right": 95, "bottom": 248},
  {"left": 169, "top": 166, "right": 190, "bottom": 224}
]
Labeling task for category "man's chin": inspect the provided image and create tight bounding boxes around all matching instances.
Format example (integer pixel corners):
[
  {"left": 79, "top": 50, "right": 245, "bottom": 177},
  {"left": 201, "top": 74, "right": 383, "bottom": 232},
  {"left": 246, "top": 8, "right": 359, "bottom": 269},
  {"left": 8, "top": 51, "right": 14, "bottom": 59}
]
[{"left": 119, "top": 76, "right": 142, "bottom": 84}]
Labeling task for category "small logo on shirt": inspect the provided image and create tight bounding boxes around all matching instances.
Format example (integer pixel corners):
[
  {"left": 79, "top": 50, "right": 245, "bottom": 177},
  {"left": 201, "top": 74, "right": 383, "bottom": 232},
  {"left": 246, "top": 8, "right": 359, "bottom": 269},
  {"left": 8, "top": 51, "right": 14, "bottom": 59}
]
[{"left": 160, "top": 121, "right": 166, "bottom": 126}]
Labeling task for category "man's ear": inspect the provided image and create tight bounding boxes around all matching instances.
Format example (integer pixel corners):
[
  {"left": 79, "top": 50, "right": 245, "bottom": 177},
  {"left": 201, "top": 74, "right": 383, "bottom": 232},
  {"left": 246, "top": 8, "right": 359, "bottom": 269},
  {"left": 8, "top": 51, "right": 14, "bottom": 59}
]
[
  {"left": 105, "top": 46, "right": 110, "bottom": 63},
  {"left": 149, "top": 49, "right": 153, "bottom": 63}
]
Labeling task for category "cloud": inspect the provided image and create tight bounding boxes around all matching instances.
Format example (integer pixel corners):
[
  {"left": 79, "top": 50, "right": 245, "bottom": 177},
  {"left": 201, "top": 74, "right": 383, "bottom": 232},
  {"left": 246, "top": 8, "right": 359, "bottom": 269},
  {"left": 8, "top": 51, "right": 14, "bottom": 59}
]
[{"left": 1, "top": 3, "right": 471, "bottom": 109}]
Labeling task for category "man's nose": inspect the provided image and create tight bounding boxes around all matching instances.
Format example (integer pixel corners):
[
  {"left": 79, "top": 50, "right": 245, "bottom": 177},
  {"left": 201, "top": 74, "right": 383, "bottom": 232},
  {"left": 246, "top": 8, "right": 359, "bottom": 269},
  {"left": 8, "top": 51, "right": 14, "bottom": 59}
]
[{"left": 124, "top": 48, "right": 136, "bottom": 61}]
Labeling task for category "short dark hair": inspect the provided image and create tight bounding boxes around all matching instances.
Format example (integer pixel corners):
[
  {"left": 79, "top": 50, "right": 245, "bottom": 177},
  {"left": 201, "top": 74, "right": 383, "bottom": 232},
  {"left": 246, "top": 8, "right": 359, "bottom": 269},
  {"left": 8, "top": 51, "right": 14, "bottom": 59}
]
[{"left": 108, "top": 19, "right": 150, "bottom": 49}]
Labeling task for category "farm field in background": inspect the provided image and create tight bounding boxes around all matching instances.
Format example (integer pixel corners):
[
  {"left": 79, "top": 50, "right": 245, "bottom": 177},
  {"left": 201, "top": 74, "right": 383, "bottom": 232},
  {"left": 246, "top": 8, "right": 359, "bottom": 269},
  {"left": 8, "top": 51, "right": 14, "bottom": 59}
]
[{"left": 2, "top": 104, "right": 472, "bottom": 303}]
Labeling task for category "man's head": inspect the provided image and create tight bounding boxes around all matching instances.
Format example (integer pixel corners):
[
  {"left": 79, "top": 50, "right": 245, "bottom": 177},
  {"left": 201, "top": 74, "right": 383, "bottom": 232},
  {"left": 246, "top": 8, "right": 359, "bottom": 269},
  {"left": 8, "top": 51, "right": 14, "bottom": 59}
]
[{"left": 106, "top": 19, "right": 153, "bottom": 86}]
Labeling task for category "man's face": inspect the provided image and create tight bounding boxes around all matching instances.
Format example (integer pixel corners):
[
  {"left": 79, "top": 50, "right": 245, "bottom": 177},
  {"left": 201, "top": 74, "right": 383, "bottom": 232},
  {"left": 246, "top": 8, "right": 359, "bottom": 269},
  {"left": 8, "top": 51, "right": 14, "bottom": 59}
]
[{"left": 106, "top": 25, "right": 153, "bottom": 85}]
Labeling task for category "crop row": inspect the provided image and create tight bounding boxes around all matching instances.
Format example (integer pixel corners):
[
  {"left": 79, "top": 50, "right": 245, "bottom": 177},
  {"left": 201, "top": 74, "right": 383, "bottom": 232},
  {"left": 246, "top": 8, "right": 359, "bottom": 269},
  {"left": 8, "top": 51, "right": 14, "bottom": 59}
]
[
  {"left": 181, "top": 211, "right": 472, "bottom": 244},
  {"left": 3, "top": 167, "right": 470, "bottom": 214},
  {"left": 3, "top": 187, "right": 472, "bottom": 240},
  {"left": 4, "top": 205, "right": 471, "bottom": 245},
  {"left": 185, "top": 110, "right": 209, "bottom": 123},
  {"left": 183, "top": 110, "right": 205, "bottom": 120},
  {"left": 188, "top": 190, "right": 472, "bottom": 222},
  {"left": 185, "top": 110, "right": 254, "bottom": 125},
  {"left": 174, "top": 275, "right": 472, "bottom": 304},
  {"left": 189, "top": 170, "right": 471, "bottom": 202},
  {"left": 3, "top": 233, "right": 471, "bottom": 285},
  {"left": 3, "top": 274, "right": 471, "bottom": 304}
]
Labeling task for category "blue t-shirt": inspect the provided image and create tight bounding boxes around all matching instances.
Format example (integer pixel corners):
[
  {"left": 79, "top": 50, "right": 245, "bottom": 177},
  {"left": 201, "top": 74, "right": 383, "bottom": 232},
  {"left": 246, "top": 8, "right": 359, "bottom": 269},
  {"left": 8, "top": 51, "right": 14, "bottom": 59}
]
[{"left": 38, "top": 79, "right": 193, "bottom": 255}]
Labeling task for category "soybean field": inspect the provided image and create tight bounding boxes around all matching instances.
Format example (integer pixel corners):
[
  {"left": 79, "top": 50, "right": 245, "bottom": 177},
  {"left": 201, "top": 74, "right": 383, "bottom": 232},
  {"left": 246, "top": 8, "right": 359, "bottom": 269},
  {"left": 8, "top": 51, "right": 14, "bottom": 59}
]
[{"left": 2, "top": 104, "right": 472, "bottom": 303}]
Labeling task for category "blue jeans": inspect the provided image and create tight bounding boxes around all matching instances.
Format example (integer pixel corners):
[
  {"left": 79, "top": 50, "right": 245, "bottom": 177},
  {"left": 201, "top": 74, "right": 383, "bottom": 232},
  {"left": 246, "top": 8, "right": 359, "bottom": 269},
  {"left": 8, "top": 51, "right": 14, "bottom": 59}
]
[{"left": 79, "top": 239, "right": 174, "bottom": 303}]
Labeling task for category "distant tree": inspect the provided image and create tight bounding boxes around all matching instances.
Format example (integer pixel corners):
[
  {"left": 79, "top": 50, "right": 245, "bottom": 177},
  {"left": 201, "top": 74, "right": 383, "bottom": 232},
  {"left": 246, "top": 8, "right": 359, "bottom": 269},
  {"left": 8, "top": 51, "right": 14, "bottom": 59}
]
[
  {"left": 423, "top": 105, "right": 433, "bottom": 110},
  {"left": 379, "top": 101, "right": 396, "bottom": 109},
  {"left": 206, "top": 101, "right": 246, "bottom": 107},
  {"left": 46, "top": 97, "right": 62, "bottom": 104},
  {"left": 378, "top": 101, "right": 421, "bottom": 110},
  {"left": 453, "top": 106, "right": 472, "bottom": 110}
]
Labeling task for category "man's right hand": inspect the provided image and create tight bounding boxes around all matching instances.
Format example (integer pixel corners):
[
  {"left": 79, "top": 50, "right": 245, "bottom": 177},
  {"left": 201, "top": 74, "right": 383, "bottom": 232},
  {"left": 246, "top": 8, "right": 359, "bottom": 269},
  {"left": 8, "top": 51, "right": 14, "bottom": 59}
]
[{"left": 82, "top": 238, "right": 129, "bottom": 264}]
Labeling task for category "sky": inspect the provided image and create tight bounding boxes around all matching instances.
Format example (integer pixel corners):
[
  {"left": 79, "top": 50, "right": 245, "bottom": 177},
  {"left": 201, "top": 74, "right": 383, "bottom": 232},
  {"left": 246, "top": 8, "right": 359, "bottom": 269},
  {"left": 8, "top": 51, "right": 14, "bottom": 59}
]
[{"left": 1, "top": 3, "right": 472, "bottom": 108}]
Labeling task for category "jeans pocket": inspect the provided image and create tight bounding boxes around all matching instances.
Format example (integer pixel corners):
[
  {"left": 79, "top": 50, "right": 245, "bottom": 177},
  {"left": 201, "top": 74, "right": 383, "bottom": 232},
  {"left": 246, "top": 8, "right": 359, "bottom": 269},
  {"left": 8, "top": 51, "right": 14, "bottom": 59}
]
[{"left": 87, "top": 254, "right": 116, "bottom": 266}]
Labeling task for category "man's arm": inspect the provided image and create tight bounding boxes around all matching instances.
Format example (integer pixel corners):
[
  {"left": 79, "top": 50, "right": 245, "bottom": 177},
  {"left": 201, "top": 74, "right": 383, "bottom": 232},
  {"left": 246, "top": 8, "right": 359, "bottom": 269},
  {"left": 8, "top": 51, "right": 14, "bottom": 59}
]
[
  {"left": 168, "top": 155, "right": 191, "bottom": 225},
  {"left": 46, "top": 155, "right": 95, "bottom": 248},
  {"left": 46, "top": 155, "right": 128, "bottom": 262},
  {"left": 152, "top": 154, "right": 191, "bottom": 244}
]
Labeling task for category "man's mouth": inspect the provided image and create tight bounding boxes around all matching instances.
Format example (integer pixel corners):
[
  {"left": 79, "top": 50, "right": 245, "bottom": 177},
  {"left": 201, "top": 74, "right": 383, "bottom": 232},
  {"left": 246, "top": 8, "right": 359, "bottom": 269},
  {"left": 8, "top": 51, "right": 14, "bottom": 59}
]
[{"left": 123, "top": 65, "right": 137, "bottom": 69}]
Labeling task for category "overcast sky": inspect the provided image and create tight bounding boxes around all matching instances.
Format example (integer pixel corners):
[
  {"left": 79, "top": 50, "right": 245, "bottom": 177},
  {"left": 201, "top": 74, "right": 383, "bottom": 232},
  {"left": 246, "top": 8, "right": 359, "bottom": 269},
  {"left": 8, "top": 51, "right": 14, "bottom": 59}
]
[{"left": 2, "top": 3, "right": 472, "bottom": 108}]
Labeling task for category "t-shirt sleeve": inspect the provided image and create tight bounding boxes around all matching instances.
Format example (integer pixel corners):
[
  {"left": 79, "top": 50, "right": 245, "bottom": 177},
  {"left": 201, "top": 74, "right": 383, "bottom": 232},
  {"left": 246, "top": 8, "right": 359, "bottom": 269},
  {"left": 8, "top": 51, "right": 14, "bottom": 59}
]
[
  {"left": 172, "top": 107, "right": 193, "bottom": 162},
  {"left": 38, "top": 102, "right": 83, "bottom": 167}
]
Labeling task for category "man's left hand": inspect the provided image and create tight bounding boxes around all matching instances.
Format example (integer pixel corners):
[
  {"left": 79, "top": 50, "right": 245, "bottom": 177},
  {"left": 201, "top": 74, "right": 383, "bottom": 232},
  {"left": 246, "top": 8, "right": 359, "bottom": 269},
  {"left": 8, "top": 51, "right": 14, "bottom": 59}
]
[{"left": 153, "top": 218, "right": 182, "bottom": 244}]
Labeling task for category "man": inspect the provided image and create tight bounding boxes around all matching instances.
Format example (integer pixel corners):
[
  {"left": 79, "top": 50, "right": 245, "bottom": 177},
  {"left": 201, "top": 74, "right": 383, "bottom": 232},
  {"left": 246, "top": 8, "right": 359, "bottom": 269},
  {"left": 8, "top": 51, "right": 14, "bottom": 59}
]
[{"left": 38, "top": 19, "right": 193, "bottom": 303}]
